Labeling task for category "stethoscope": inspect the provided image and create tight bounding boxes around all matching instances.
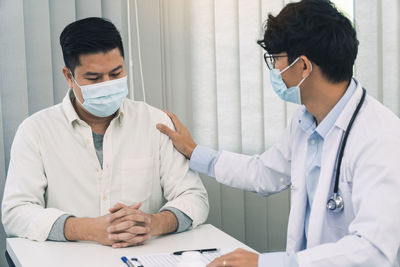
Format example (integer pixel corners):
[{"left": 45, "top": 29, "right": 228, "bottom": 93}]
[{"left": 326, "top": 88, "right": 366, "bottom": 213}]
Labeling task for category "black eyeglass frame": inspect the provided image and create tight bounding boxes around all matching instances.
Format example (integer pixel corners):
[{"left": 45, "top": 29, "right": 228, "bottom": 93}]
[{"left": 263, "top": 53, "right": 288, "bottom": 70}]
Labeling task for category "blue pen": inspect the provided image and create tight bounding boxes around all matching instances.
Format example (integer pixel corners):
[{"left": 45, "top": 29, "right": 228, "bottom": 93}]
[{"left": 121, "top": 256, "right": 135, "bottom": 267}]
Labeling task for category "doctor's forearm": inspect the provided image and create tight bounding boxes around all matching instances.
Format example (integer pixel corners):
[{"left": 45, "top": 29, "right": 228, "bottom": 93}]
[{"left": 189, "top": 145, "right": 221, "bottom": 177}]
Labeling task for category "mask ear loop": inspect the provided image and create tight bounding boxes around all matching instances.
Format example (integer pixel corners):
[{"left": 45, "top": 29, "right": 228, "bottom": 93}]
[
  {"left": 279, "top": 57, "right": 300, "bottom": 74},
  {"left": 69, "top": 71, "right": 85, "bottom": 106},
  {"left": 69, "top": 71, "right": 81, "bottom": 87}
]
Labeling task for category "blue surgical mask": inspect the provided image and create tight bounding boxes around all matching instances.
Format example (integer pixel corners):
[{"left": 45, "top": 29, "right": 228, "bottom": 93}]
[
  {"left": 270, "top": 57, "right": 312, "bottom": 104},
  {"left": 71, "top": 74, "right": 128, "bottom": 117}
]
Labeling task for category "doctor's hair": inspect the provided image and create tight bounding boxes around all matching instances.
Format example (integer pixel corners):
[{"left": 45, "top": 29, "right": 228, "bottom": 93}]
[
  {"left": 257, "top": 0, "right": 358, "bottom": 83},
  {"left": 60, "top": 17, "right": 124, "bottom": 75}
]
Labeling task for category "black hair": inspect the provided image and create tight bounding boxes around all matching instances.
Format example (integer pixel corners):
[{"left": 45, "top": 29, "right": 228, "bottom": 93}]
[
  {"left": 257, "top": 0, "right": 358, "bottom": 83},
  {"left": 60, "top": 17, "right": 124, "bottom": 75}
]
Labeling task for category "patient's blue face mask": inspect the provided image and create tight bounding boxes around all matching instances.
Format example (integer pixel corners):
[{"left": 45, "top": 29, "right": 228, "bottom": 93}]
[
  {"left": 270, "top": 57, "right": 312, "bottom": 105},
  {"left": 70, "top": 72, "right": 128, "bottom": 117}
]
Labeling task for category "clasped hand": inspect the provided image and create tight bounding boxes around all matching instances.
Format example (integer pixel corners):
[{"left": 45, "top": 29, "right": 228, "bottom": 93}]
[{"left": 105, "top": 202, "right": 152, "bottom": 248}]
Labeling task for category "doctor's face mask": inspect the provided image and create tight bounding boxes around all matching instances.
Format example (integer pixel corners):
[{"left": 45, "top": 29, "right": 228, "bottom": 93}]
[
  {"left": 269, "top": 57, "right": 312, "bottom": 105},
  {"left": 70, "top": 72, "right": 128, "bottom": 117}
]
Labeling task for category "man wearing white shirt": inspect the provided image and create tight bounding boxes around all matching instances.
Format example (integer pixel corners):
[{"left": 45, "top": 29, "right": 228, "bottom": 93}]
[{"left": 2, "top": 17, "right": 209, "bottom": 250}]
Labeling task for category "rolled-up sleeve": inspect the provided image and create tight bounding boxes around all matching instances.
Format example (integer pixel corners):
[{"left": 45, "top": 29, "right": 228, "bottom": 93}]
[{"left": 161, "top": 207, "right": 192, "bottom": 233}]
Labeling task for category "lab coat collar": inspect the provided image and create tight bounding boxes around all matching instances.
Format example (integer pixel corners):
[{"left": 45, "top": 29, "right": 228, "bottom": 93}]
[
  {"left": 316, "top": 78, "right": 357, "bottom": 138},
  {"left": 62, "top": 88, "right": 125, "bottom": 128},
  {"left": 334, "top": 79, "right": 365, "bottom": 132}
]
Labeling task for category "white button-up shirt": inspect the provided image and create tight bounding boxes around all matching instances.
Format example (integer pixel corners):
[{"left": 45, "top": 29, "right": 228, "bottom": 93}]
[{"left": 2, "top": 90, "right": 209, "bottom": 241}]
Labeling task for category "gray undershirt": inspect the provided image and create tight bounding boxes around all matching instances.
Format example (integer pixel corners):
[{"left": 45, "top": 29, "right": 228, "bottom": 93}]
[{"left": 47, "top": 132, "right": 192, "bottom": 241}]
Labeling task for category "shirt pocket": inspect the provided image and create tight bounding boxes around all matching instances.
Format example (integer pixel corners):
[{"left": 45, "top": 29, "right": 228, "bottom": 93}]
[{"left": 121, "top": 156, "right": 154, "bottom": 204}]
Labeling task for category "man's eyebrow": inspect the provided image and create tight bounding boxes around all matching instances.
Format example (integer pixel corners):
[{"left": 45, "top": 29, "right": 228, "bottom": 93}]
[
  {"left": 110, "top": 65, "right": 122, "bottom": 73},
  {"left": 84, "top": 72, "right": 102, "bottom": 76},
  {"left": 83, "top": 65, "right": 122, "bottom": 76}
]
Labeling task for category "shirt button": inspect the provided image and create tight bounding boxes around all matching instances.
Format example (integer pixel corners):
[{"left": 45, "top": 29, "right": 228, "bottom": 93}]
[
  {"left": 103, "top": 196, "right": 108, "bottom": 201},
  {"left": 85, "top": 139, "right": 91, "bottom": 144},
  {"left": 95, "top": 167, "right": 100, "bottom": 172},
  {"left": 310, "top": 139, "right": 316, "bottom": 145}
]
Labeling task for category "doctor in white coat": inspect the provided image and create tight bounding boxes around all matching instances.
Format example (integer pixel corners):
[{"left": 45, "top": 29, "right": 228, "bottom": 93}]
[{"left": 156, "top": 0, "right": 400, "bottom": 266}]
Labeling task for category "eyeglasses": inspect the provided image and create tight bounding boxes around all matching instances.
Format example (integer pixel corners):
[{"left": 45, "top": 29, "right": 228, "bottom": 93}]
[{"left": 263, "top": 53, "right": 288, "bottom": 70}]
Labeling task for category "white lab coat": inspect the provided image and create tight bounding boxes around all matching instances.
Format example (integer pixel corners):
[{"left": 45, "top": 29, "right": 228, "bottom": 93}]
[{"left": 214, "top": 84, "right": 400, "bottom": 266}]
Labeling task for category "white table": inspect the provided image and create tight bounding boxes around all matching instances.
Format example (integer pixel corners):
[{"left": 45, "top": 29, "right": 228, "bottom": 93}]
[{"left": 6, "top": 224, "right": 256, "bottom": 267}]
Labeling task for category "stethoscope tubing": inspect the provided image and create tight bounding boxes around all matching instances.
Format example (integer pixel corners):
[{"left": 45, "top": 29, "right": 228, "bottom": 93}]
[{"left": 333, "top": 87, "right": 367, "bottom": 195}]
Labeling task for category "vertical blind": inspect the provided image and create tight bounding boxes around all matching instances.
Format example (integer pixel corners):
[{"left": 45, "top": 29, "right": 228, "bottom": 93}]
[
  {"left": 0, "top": 1, "right": 131, "bottom": 265},
  {"left": 163, "top": 0, "right": 293, "bottom": 252},
  {"left": 355, "top": 0, "right": 400, "bottom": 115}
]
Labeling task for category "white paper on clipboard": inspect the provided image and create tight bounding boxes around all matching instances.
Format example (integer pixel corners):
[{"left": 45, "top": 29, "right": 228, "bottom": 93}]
[{"left": 129, "top": 248, "right": 234, "bottom": 267}]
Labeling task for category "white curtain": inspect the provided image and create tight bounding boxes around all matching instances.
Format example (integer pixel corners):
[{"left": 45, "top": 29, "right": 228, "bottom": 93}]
[
  {"left": 162, "top": 0, "right": 293, "bottom": 252},
  {"left": 0, "top": 0, "right": 133, "bottom": 264},
  {"left": 355, "top": 0, "right": 400, "bottom": 114}
]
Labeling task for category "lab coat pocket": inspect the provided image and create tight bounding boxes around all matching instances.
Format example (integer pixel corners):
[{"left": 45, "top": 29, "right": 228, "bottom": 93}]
[
  {"left": 121, "top": 157, "right": 154, "bottom": 204},
  {"left": 326, "top": 182, "right": 354, "bottom": 238}
]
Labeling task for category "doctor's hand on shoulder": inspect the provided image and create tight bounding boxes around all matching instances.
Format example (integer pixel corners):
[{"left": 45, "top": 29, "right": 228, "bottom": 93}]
[
  {"left": 207, "top": 248, "right": 259, "bottom": 267},
  {"left": 156, "top": 110, "right": 197, "bottom": 158}
]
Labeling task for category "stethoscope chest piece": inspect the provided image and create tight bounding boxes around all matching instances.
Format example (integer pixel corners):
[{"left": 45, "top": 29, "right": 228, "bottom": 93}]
[{"left": 327, "top": 193, "right": 344, "bottom": 213}]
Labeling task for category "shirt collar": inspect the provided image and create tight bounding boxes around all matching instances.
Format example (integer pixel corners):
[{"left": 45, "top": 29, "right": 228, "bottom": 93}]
[
  {"left": 298, "top": 108, "right": 316, "bottom": 136},
  {"left": 298, "top": 78, "right": 358, "bottom": 138},
  {"left": 62, "top": 89, "right": 126, "bottom": 127}
]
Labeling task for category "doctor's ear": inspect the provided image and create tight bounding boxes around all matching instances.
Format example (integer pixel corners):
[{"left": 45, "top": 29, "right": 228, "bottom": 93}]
[{"left": 300, "top": 56, "right": 313, "bottom": 76}]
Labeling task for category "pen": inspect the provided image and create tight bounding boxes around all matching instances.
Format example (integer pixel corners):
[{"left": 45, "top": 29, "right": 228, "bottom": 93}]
[
  {"left": 173, "top": 248, "right": 219, "bottom": 255},
  {"left": 121, "top": 256, "right": 135, "bottom": 267}
]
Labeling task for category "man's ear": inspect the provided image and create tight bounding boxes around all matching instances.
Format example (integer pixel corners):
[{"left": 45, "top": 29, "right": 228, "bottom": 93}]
[{"left": 62, "top": 66, "right": 74, "bottom": 89}]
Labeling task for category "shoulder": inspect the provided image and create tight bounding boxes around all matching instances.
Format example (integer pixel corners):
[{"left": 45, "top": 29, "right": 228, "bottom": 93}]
[
  {"left": 122, "top": 99, "right": 172, "bottom": 125},
  {"left": 346, "top": 95, "right": 400, "bottom": 161},
  {"left": 17, "top": 104, "right": 64, "bottom": 134},
  {"left": 11, "top": 104, "right": 64, "bottom": 150},
  {"left": 354, "top": 95, "right": 400, "bottom": 138}
]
